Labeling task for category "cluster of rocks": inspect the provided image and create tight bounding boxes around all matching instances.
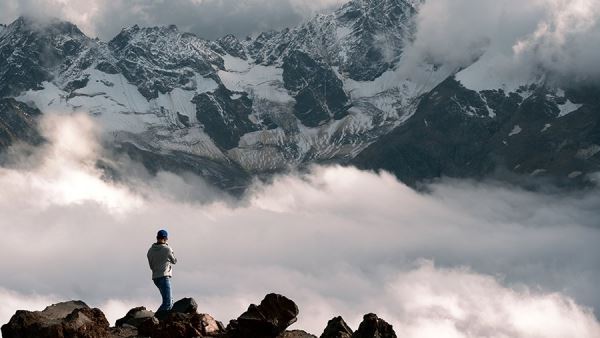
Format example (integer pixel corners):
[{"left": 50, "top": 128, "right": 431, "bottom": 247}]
[{"left": 1, "top": 293, "right": 397, "bottom": 338}]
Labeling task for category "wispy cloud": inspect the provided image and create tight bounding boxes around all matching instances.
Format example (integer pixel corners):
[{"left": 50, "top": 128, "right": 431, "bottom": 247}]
[{"left": 406, "top": 0, "right": 600, "bottom": 86}]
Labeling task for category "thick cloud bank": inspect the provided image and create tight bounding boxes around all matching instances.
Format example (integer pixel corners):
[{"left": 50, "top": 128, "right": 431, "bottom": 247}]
[
  {"left": 409, "top": 0, "right": 600, "bottom": 88},
  {"left": 0, "top": 114, "right": 599, "bottom": 338}
]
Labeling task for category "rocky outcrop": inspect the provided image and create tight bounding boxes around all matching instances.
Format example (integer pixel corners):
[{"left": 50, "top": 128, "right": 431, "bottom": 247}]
[
  {"left": 354, "top": 78, "right": 600, "bottom": 189},
  {"left": 193, "top": 85, "right": 258, "bottom": 150},
  {"left": 283, "top": 50, "right": 350, "bottom": 127},
  {"left": 227, "top": 293, "right": 299, "bottom": 338},
  {"left": 0, "top": 98, "right": 43, "bottom": 151},
  {"left": 2, "top": 294, "right": 398, "bottom": 338},
  {"left": 352, "top": 313, "right": 396, "bottom": 338},
  {"left": 115, "top": 306, "right": 154, "bottom": 329},
  {"left": 320, "top": 316, "right": 353, "bottom": 338},
  {"left": 172, "top": 297, "right": 199, "bottom": 314},
  {"left": 137, "top": 297, "right": 225, "bottom": 338},
  {"left": 107, "top": 24, "right": 223, "bottom": 100},
  {"left": 1, "top": 301, "right": 110, "bottom": 338}
]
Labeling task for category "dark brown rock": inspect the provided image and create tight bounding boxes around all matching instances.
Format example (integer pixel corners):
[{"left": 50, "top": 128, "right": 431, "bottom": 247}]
[
  {"left": 352, "top": 314, "right": 396, "bottom": 338},
  {"left": 320, "top": 316, "right": 353, "bottom": 338},
  {"left": 138, "top": 311, "right": 223, "bottom": 338},
  {"left": 172, "top": 297, "right": 198, "bottom": 314},
  {"left": 228, "top": 293, "right": 299, "bottom": 338},
  {"left": 198, "top": 313, "right": 225, "bottom": 336},
  {"left": 1, "top": 300, "right": 110, "bottom": 338},
  {"left": 108, "top": 325, "right": 139, "bottom": 338},
  {"left": 115, "top": 306, "right": 155, "bottom": 328}
]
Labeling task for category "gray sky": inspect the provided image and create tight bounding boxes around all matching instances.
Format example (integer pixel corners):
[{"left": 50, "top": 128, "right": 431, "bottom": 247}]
[
  {"left": 0, "top": 0, "right": 349, "bottom": 40},
  {"left": 0, "top": 114, "right": 599, "bottom": 337}
]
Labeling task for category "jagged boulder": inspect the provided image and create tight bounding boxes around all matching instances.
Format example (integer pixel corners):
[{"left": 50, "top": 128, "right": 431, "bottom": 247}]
[
  {"left": 172, "top": 297, "right": 198, "bottom": 314},
  {"left": 138, "top": 312, "right": 221, "bottom": 338},
  {"left": 228, "top": 293, "right": 299, "bottom": 338},
  {"left": 1, "top": 301, "right": 110, "bottom": 338},
  {"left": 115, "top": 306, "right": 155, "bottom": 329},
  {"left": 352, "top": 314, "right": 396, "bottom": 338},
  {"left": 320, "top": 316, "right": 353, "bottom": 338},
  {"left": 135, "top": 297, "right": 224, "bottom": 338},
  {"left": 198, "top": 313, "right": 225, "bottom": 336}
]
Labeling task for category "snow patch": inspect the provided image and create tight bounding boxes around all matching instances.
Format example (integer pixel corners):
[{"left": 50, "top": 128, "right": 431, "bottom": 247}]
[
  {"left": 576, "top": 145, "right": 600, "bottom": 160},
  {"left": 531, "top": 169, "right": 546, "bottom": 176},
  {"left": 541, "top": 124, "right": 551, "bottom": 132},
  {"left": 568, "top": 171, "right": 583, "bottom": 179},
  {"left": 455, "top": 50, "right": 538, "bottom": 92},
  {"left": 509, "top": 125, "right": 522, "bottom": 137},
  {"left": 557, "top": 99, "right": 583, "bottom": 117},
  {"left": 218, "top": 57, "right": 293, "bottom": 103}
]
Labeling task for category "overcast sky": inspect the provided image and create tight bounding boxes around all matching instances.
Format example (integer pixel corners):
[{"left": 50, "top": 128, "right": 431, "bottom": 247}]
[
  {"left": 0, "top": 114, "right": 599, "bottom": 337},
  {"left": 0, "top": 0, "right": 349, "bottom": 40}
]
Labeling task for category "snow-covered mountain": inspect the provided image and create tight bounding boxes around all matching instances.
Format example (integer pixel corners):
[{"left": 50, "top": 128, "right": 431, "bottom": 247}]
[{"left": 0, "top": 0, "right": 598, "bottom": 190}]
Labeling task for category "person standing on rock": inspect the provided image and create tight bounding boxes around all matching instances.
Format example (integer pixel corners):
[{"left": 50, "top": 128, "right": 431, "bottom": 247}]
[{"left": 147, "top": 229, "right": 178, "bottom": 312}]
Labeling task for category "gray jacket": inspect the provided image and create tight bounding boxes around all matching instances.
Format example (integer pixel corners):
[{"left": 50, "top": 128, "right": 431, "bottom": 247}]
[{"left": 147, "top": 243, "right": 177, "bottom": 279}]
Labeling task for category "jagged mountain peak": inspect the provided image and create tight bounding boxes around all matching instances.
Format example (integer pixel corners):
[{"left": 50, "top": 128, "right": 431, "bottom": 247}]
[
  {"left": 113, "top": 23, "right": 185, "bottom": 40},
  {"left": 4, "top": 15, "right": 87, "bottom": 39},
  {"left": 243, "top": 0, "right": 418, "bottom": 81},
  {"left": 107, "top": 22, "right": 224, "bottom": 100}
]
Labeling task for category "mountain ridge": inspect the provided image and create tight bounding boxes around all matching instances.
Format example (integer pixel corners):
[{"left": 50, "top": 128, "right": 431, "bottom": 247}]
[{"left": 1, "top": 0, "right": 598, "bottom": 191}]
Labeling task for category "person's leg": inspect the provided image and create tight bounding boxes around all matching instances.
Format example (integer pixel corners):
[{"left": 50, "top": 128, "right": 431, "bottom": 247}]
[
  {"left": 154, "top": 277, "right": 172, "bottom": 312},
  {"left": 163, "top": 277, "right": 173, "bottom": 310}
]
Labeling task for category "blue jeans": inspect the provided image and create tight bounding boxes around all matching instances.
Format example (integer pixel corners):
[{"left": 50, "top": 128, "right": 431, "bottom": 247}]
[{"left": 153, "top": 276, "right": 173, "bottom": 312}]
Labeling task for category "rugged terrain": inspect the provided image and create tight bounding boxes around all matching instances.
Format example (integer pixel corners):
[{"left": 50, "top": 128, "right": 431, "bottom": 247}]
[
  {"left": 1, "top": 293, "right": 397, "bottom": 338},
  {"left": 0, "top": 0, "right": 598, "bottom": 190}
]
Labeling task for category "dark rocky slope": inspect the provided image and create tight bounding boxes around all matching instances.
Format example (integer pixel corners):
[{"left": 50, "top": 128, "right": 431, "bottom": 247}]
[
  {"left": 2, "top": 293, "right": 397, "bottom": 338},
  {"left": 354, "top": 78, "right": 600, "bottom": 188}
]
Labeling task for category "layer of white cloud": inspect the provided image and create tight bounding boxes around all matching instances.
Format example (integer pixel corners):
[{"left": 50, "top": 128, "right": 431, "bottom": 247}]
[{"left": 0, "top": 114, "right": 599, "bottom": 337}]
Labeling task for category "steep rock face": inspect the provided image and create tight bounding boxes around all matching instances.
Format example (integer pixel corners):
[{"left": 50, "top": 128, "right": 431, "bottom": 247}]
[
  {"left": 216, "top": 34, "right": 247, "bottom": 60},
  {"left": 193, "top": 85, "right": 258, "bottom": 149},
  {"left": 108, "top": 24, "right": 223, "bottom": 100},
  {"left": 354, "top": 78, "right": 600, "bottom": 187},
  {"left": 228, "top": 293, "right": 299, "bottom": 338},
  {"left": 320, "top": 316, "right": 353, "bottom": 338},
  {"left": 0, "top": 97, "right": 43, "bottom": 150},
  {"left": 0, "top": 16, "right": 93, "bottom": 97},
  {"left": 283, "top": 51, "right": 350, "bottom": 127},
  {"left": 0, "top": 301, "right": 110, "bottom": 338},
  {"left": 352, "top": 313, "right": 396, "bottom": 338},
  {"left": 245, "top": 0, "right": 419, "bottom": 81}
]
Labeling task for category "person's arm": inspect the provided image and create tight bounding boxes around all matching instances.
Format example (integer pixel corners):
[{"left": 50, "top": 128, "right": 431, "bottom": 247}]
[
  {"left": 169, "top": 248, "right": 177, "bottom": 264},
  {"left": 147, "top": 251, "right": 153, "bottom": 269}
]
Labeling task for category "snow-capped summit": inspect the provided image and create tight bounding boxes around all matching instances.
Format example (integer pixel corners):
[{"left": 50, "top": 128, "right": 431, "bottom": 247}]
[
  {"left": 108, "top": 24, "right": 224, "bottom": 100},
  {"left": 0, "top": 16, "right": 95, "bottom": 97},
  {"left": 244, "top": 0, "right": 418, "bottom": 81},
  {"left": 0, "top": 1, "right": 598, "bottom": 190}
]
